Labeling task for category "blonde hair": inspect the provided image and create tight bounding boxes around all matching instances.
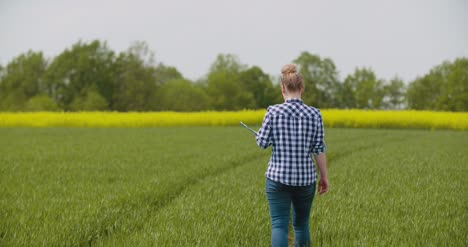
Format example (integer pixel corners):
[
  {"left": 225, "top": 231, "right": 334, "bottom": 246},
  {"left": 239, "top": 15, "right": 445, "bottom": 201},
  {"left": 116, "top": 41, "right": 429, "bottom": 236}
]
[{"left": 281, "top": 64, "right": 304, "bottom": 92}]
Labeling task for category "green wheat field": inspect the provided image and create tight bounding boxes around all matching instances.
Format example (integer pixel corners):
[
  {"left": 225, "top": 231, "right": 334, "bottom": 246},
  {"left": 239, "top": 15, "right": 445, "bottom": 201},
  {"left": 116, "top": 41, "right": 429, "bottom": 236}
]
[{"left": 0, "top": 127, "right": 467, "bottom": 246}]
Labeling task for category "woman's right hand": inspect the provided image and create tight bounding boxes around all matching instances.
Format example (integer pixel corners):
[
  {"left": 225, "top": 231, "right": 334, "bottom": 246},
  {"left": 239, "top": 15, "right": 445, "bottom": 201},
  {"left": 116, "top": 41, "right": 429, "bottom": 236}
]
[{"left": 318, "top": 177, "right": 329, "bottom": 195}]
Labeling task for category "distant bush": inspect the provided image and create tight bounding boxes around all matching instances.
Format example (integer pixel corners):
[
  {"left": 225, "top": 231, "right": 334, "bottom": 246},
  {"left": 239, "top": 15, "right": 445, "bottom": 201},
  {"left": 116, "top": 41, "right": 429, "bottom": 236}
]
[
  {"left": 25, "top": 95, "right": 59, "bottom": 111},
  {"left": 70, "top": 91, "right": 108, "bottom": 111}
]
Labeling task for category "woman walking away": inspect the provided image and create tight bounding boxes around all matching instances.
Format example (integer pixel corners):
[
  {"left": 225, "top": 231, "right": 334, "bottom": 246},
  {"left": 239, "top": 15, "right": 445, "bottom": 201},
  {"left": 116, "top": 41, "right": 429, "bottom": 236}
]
[{"left": 256, "top": 64, "right": 329, "bottom": 247}]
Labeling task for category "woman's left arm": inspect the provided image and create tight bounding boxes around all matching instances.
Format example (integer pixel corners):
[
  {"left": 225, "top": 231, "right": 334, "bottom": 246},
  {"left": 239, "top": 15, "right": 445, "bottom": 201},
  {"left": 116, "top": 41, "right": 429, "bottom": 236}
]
[
  {"left": 312, "top": 111, "right": 328, "bottom": 194},
  {"left": 311, "top": 111, "right": 326, "bottom": 155},
  {"left": 315, "top": 153, "right": 329, "bottom": 195}
]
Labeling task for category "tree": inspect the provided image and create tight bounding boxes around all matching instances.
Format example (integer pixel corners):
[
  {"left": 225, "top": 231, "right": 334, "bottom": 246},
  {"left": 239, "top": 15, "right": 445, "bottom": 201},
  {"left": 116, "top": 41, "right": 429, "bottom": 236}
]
[
  {"left": 206, "top": 70, "right": 255, "bottom": 110},
  {"left": 239, "top": 66, "right": 280, "bottom": 108},
  {"left": 158, "top": 79, "right": 209, "bottom": 111},
  {"left": 343, "top": 67, "right": 385, "bottom": 109},
  {"left": 0, "top": 64, "right": 4, "bottom": 79},
  {"left": 154, "top": 63, "right": 183, "bottom": 86},
  {"left": 209, "top": 54, "right": 246, "bottom": 74},
  {"left": 205, "top": 54, "right": 255, "bottom": 110},
  {"left": 337, "top": 78, "right": 356, "bottom": 108},
  {"left": 407, "top": 58, "right": 468, "bottom": 111},
  {"left": 111, "top": 42, "right": 158, "bottom": 111},
  {"left": 383, "top": 77, "right": 405, "bottom": 109},
  {"left": 443, "top": 58, "right": 468, "bottom": 111},
  {"left": 45, "top": 40, "right": 115, "bottom": 110},
  {"left": 0, "top": 51, "right": 48, "bottom": 111},
  {"left": 293, "top": 52, "right": 340, "bottom": 108},
  {"left": 149, "top": 63, "right": 184, "bottom": 109}
]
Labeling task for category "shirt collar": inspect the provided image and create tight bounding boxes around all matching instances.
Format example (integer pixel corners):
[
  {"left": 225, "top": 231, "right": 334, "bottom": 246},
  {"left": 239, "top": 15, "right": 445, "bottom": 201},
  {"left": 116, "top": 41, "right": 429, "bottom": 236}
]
[{"left": 285, "top": 98, "right": 303, "bottom": 103}]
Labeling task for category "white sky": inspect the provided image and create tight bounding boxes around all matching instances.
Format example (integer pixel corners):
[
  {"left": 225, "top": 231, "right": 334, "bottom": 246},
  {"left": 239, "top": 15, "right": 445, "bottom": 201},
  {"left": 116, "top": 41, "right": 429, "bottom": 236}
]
[{"left": 1, "top": 0, "right": 467, "bottom": 82}]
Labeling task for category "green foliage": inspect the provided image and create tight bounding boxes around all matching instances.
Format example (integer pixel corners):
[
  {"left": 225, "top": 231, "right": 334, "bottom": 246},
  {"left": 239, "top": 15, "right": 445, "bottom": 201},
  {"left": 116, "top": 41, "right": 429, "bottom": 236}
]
[
  {"left": 294, "top": 52, "right": 340, "bottom": 108},
  {"left": 383, "top": 77, "right": 406, "bottom": 109},
  {"left": 239, "top": 66, "right": 281, "bottom": 108},
  {"left": 70, "top": 86, "right": 108, "bottom": 111},
  {"left": 342, "top": 67, "right": 385, "bottom": 109},
  {"left": 45, "top": 40, "right": 115, "bottom": 110},
  {"left": 0, "top": 51, "right": 47, "bottom": 111},
  {"left": 407, "top": 58, "right": 468, "bottom": 111},
  {"left": 209, "top": 54, "right": 247, "bottom": 74},
  {"left": 111, "top": 42, "right": 158, "bottom": 111},
  {"left": 0, "top": 64, "right": 4, "bottom": 85},
  {"left": 0, "top": 91, "right": 28, "bottom": 111},
  {"left": 158, "top": 79, "right": 209, "bottom": 111},
  {"left": 206, "top": 70, "right": 255, "bottom": 110},
  {"left": 154, "top": 63, "right": 183, "bottom": 86},
  {"left": 25, "top": 95, "right": 60, "bottom": 111},
  {"left": 445, "top": 58, "right": 468, "bottom": 111},
  {"left": 0, "top": 40, "right": 466, "bottom": 112},
  {"left": 205, "top": 54, "right": 256, "bottom": 110}
]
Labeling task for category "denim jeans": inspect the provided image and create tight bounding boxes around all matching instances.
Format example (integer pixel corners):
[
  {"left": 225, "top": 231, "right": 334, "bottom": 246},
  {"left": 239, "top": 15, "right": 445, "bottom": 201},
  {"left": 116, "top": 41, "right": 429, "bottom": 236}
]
[{"left": 265, "top": 177, "right": 316, "bottom": 247}]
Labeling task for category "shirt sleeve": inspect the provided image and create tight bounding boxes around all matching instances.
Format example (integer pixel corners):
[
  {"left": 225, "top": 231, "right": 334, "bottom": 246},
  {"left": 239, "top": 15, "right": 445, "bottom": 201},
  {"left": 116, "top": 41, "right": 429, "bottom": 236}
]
[
  {"left": 311, "top": 110, "right": 326, "bottom": 155},
  {"left": 256, "top": 108, "right": 273, "bottom": 149}
]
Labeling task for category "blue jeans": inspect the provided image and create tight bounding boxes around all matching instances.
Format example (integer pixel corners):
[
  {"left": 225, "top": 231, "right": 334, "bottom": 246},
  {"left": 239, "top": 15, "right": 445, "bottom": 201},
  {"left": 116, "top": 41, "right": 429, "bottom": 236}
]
[{"left": 266, "top": 177, "right": 316, "bottom": 247}]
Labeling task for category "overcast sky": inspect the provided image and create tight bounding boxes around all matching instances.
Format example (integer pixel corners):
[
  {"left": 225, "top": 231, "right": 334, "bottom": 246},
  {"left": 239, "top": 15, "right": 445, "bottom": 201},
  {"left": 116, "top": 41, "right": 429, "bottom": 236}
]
[{"left": 1, "top": 0, "right": 467, "bottom": 82}]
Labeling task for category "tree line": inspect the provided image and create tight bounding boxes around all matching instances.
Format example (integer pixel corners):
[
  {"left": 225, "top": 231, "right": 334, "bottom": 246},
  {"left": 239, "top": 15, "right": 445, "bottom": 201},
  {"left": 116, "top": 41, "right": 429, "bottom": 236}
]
[{"left": 0, "top": 40, "right": 466, "bottom": 112}]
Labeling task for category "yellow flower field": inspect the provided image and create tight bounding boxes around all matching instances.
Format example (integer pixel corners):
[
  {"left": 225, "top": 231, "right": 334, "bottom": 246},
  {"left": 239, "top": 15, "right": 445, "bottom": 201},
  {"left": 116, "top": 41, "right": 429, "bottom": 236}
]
[
  {"left": 0, "top": 110, "right": 467, "bottom": 130},
  {"left": 321, "top": 110, "right": 468, "bottom": 130}
]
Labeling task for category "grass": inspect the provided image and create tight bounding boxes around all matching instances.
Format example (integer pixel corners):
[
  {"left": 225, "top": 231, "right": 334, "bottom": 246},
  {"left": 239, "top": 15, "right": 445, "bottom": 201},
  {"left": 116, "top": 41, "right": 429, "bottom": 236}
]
[{"left": 0, "top": 127, "right": 467, "bottom": 246}]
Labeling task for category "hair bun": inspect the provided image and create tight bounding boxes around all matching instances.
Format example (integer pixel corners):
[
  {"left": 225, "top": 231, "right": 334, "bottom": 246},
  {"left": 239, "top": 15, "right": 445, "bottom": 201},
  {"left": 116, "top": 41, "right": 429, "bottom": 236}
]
[{"left": 281, "top": 64, "right": 297, "bottom": 75}]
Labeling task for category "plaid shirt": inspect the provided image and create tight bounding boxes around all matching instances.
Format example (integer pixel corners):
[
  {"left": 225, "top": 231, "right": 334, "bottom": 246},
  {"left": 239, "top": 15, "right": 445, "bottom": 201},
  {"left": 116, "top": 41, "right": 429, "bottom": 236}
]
[{"left": 256, "top": 98, "right": 326, "bottom": 186}]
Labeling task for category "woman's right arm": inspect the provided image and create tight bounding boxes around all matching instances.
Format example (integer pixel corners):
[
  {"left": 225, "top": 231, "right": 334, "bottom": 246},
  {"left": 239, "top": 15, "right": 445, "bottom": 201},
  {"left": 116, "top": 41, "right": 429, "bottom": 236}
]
[{"left": 256, "top": 108, "right": 272, "bottom": 149}]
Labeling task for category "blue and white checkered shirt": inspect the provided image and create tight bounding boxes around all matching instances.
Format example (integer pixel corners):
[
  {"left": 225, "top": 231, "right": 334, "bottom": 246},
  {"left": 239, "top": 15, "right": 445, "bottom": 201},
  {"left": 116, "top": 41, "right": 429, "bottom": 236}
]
[{"left": 256, "top": 98, "right": 326, "bottom": 186}]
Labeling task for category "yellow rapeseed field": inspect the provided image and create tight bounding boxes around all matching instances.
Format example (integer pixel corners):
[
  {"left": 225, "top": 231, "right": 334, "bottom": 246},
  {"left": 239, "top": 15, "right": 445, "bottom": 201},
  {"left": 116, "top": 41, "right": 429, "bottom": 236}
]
[{"left": 0, "top": 110, "right": 467, "bottom": 130}]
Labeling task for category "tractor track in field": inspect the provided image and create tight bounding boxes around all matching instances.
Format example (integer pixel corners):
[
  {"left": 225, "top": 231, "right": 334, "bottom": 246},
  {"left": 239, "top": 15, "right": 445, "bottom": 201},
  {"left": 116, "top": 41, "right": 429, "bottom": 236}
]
[
  {"left": 79, "top": 150, "right": 264, "bottom": 246},
  {"left": 326, "top": 131, "right": 425, "bottom": 166},
  {"left": 148, "top": 152, "right": 263, "bottom": 211}
]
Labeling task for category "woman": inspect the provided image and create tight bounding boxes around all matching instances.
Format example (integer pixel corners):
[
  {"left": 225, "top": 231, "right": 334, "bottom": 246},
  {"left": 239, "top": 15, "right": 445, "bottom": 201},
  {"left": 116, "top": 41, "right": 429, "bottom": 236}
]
[{"left": 256, "top": 64, "right": 329, "bottom": 247}]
